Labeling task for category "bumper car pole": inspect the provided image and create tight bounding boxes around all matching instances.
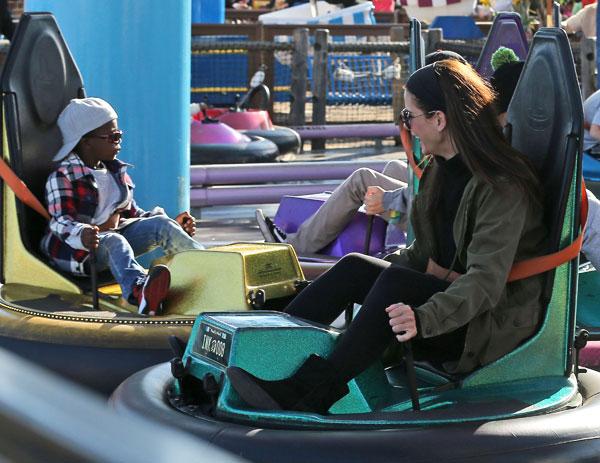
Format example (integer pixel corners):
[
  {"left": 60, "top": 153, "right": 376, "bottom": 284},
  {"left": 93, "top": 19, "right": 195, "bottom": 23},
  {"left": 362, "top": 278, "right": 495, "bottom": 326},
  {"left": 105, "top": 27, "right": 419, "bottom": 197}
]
[
  {"left": 346, "top": 215, "right": 376, "bottom": 327},
  {"left": 404, "top": 341, "right": 420, "bottom": 411},
  {"left": 363, "top": 215, "right": 374, "bottom": 255},
  {"left": 89, "top": 247, "right": 100, "bottom": 311}
]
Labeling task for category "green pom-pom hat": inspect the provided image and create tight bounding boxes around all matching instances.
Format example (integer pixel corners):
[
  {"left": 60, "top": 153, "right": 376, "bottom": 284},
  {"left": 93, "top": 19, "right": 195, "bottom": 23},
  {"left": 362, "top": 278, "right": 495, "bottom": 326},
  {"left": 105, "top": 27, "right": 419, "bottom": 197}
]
[{"left": 490, "top": 47, "right": 519, "bottom": 71}]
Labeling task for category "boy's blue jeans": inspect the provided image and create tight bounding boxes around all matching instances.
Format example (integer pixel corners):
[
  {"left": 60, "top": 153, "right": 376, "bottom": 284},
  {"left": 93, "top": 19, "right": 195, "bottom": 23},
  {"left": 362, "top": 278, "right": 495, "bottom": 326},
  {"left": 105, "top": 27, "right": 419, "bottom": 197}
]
[{"left": 95, "top": 215, "right": 204, "bottom": 302}]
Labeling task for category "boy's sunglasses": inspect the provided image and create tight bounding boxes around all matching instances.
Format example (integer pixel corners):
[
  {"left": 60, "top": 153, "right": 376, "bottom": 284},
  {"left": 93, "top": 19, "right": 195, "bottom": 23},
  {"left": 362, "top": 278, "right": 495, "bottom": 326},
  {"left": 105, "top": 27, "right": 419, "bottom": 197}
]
[
  {"left": 400, "top": 108, "right": 435, "bottom": 130},
  {"left": 85, "top": 130, "right": 123, "bottom": 144}
]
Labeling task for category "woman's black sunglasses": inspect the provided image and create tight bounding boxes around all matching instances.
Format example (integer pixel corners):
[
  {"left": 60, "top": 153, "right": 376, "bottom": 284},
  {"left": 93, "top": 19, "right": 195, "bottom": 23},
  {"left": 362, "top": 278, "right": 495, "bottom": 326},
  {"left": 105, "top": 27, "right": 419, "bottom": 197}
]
[{"left": 400, "top": 108, "right": 435, "bottom": 130}]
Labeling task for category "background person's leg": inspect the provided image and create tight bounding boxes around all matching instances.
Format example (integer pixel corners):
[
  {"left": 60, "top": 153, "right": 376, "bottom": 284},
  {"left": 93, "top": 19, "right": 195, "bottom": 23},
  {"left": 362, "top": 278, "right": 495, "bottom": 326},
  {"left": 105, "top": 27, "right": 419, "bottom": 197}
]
[
  {"left": 382, "top": 160, "right": 408, "bottom": 182},
  {"left": 287, "top": 168, "right": 406, "bottom": 253}
]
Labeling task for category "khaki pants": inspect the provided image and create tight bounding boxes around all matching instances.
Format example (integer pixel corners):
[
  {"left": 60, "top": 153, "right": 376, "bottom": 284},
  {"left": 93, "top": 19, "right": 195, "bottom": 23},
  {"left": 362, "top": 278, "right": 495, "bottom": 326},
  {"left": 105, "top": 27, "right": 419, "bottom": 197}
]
[{"left": 287, "top": 160, "right": 408, "bottom": 254}]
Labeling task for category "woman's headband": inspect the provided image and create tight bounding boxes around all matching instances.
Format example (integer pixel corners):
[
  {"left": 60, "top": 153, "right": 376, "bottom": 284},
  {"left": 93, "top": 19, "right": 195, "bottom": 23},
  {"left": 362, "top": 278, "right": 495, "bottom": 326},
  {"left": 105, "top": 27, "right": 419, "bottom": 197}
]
[{"left": 405, "top": 63, "right": 446, "bottom": 113}]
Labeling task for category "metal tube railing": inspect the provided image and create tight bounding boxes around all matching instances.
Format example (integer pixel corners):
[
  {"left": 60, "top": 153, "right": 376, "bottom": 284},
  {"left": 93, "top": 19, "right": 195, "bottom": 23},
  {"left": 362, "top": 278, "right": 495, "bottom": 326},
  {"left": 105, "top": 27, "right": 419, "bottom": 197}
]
[
  {"left": 290, "top": 124, "right": 400, "bottom": 140},
  {"left": 190, "top": 160, "right": 391, "bottom": 186},
  {"left": 190, "top": 182, "right": 343, "bottom": 207}
]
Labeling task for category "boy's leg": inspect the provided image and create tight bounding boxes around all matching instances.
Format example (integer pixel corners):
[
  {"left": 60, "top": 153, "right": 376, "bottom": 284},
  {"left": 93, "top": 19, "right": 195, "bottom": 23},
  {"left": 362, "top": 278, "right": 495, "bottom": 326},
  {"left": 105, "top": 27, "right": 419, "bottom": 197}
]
[
  {"left": 95, "top": 232, "right": 147, "bottom": 301},
  {"left": 287, "top": 168, "right": 406, "bottom": 253},
  {"left": 96, "top": 231, "right": 172, "bottom": 314},
  {"left": 120, "top": 215, "right": 204, "bottom": 257}
]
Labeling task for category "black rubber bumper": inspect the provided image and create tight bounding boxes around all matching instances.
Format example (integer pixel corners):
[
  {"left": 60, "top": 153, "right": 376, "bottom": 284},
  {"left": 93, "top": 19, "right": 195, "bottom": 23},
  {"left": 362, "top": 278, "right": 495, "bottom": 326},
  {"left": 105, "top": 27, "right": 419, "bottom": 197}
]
[
  {"left": 242, "top": 127, "right": 301, "bottom": 155},
  {"left": 110, "top": 363, "right": 600, "bottom": 463},
  {"left": 191, "top": 136, "right": 279, "bottom": 164}
]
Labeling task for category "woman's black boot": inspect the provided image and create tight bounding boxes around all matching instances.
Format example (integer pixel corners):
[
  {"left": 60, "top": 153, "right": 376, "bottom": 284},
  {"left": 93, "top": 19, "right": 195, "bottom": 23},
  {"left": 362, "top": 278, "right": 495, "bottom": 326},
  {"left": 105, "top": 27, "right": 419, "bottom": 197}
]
[{"left": 226, "top": 354, "right": 349, "bottom": 414}]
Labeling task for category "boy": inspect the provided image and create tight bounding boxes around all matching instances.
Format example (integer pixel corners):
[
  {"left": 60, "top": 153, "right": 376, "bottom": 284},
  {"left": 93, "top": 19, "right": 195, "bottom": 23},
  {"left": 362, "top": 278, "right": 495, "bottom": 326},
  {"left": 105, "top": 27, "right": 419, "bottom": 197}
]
[{"left": 42, "top": 97, "right": 203, "bottom": 315}]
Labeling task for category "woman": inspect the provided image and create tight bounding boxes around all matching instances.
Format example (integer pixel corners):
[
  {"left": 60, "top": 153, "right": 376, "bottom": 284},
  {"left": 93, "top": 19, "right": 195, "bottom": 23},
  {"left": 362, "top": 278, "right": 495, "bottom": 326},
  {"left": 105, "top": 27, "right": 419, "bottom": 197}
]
[{"left": 227, "top": 60, "right": 548, "bottom": 414}]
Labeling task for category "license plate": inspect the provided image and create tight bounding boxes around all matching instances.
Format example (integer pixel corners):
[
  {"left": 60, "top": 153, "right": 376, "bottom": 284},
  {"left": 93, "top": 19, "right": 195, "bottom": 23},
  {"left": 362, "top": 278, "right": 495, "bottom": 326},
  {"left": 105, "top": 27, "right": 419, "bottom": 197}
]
[{"left": 194, "top": 323, "right": 232, "bottom": 367}]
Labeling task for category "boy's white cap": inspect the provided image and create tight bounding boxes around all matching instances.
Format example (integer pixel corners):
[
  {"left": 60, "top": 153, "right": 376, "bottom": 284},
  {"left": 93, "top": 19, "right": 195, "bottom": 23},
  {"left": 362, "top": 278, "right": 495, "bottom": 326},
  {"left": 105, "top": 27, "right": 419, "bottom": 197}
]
[{"left": 53, "top": 97, "right": 118, "bottom": 162}]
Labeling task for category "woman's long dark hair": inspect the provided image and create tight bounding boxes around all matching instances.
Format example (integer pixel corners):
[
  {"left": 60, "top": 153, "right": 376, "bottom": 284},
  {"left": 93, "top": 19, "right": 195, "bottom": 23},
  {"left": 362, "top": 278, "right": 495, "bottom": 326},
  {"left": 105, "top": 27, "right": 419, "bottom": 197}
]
[{"left": 412, "top": 59, "right": 542, "bottom": 212}]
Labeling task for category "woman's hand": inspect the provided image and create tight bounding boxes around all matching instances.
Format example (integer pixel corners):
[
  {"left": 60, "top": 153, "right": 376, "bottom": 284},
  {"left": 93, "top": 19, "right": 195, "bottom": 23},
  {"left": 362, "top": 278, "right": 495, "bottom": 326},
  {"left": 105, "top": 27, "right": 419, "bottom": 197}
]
[
  {"left": 386, "top": 303, "right": 417, "bottom": 342},
  {"left": 176, "top": 211, "right": 197, "bottom": 237},
  {"left": 364, "top": 186, "right": 386, "bottom": 215},
  {"left": 425, "top": 258, "right": 461, "bottom": 282},
  {"left": 81, "top": 226, "right": 100, "bottom": 250}
]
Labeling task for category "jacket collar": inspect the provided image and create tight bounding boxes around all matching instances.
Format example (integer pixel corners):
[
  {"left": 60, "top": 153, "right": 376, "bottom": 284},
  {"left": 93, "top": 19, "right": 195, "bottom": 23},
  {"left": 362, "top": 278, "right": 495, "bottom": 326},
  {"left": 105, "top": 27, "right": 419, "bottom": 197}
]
[{"left": 59, "top": 152, "right": 133, "bottom": 180}]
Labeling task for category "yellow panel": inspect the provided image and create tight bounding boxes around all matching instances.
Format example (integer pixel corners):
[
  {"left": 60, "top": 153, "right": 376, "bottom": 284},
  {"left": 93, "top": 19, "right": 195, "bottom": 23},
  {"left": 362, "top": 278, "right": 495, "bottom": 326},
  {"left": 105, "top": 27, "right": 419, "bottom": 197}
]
[
  {"left": 159, "top": 250, "right": 247, "bottom": 315},
  {"left": 1, "top": 113, "right": 80, "bottom": 295},
  {"left": 157, "top": 244, "right": 304, "bottom": 315},
  {"left": 99, "top": 283, "right": 122, "bottom": 296}
]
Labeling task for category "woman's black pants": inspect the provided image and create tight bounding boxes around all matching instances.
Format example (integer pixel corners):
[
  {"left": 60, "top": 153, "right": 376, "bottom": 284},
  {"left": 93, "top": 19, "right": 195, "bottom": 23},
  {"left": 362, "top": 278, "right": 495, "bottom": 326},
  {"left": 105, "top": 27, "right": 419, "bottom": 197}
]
[{"left": 285, "top": 253, "right": 465, "bottom": 382}]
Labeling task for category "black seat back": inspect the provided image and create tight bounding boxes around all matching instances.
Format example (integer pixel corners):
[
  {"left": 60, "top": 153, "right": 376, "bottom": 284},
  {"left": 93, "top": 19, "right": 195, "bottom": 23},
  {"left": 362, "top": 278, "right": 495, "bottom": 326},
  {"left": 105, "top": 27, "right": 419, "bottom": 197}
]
[
  {"left": 1, "top": 13, "right": 85, "bottom": 262},
  {"left": 505, "top": 27, "right": 582, "bottom": 306},
  {"left": 462, "top": 28, "right": 583, "bottom": 387}
]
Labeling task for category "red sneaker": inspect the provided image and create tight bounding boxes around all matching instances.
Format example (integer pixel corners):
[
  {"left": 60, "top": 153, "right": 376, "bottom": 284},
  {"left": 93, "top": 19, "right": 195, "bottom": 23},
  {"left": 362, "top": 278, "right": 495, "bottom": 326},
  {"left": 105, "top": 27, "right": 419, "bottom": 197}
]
[{"left": 136, "top": 265, "right": 171, "bottom": 316}]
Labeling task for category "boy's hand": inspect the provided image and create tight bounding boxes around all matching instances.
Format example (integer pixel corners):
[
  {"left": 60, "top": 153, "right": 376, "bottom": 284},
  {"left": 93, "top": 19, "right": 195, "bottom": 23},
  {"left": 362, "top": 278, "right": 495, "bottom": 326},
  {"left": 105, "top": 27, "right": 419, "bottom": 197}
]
[
  {"left": 364, "top": 186, "right": 386, "bottom": 215},
  {"left": 176, "top": 211, "right": 196, "bottom": 237},
  {"left": 82, "top": 226, "right": 100, "bottom": 250}
]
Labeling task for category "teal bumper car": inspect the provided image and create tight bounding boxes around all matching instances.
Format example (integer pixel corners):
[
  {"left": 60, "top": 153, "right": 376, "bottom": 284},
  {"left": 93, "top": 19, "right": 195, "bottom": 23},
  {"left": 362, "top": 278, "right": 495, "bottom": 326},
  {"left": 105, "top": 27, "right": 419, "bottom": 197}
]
[{"left": 111, "top": 29, "right": 600, "bottom": 462}]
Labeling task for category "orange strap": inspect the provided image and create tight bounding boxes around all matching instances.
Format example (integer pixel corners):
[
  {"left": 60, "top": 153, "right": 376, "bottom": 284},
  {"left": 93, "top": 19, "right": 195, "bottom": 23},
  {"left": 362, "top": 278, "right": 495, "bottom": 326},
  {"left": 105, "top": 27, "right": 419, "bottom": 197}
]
[
  {"left": 508, "top": 183, "right": 588, "bottom": 282},
  {"left": 400, "top": 125, "right": 423, "bottom": 179},
  {"left": 0, "top": 156, "right": 50, "bottom": 220}
]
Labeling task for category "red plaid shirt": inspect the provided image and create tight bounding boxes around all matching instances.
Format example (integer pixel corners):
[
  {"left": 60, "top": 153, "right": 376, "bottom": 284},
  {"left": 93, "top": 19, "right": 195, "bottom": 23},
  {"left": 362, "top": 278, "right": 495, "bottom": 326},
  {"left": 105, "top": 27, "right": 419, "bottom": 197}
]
[{"left": 41, "top": 153, "right": 155, "bottom": 276}]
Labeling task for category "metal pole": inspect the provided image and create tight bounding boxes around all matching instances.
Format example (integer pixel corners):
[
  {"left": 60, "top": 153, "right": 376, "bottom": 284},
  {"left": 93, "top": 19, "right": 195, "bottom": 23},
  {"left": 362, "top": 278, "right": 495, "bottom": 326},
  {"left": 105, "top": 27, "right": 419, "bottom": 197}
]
[
  {"left": 312, "top": 29, "right": 329, "bottom": 151},
  {"left": 346, "top": 215, "right": 375, "bottom": 327},
  {"left": 363, "top": 215, "right": 374, "bottom": 255},
  {"left": 290, "top": 28, "right": 309, "bottom": 126},
  {"left": 390, "top": 26, "right": 405, "bottom": 129},
  {"left": 553, "top": 1, "right": 561, "bottom": 29},
  {"left": 405, "top": 19, "right": 422, "bottom": 412},
  {"left": 404, "top": 341, "right": 420, "bottom": 411},
  {"left": 89, "top": 247, "right": 100, "bottom": 311}
]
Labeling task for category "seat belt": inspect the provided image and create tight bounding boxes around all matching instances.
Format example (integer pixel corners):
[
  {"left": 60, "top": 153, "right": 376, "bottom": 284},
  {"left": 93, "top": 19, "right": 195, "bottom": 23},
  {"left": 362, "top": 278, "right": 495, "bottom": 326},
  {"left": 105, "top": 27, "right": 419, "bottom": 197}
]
[
  {"left": 400, "top": 125, "right": 423, "bottom": 179},
  {"left": 0, "top": 155, "right": 50, "bottom": 220},
  {"left": 400, "top": 125, "right": 587, "bottom": 282},
  {"left": 508, "top": 185, "right": 587, "bottom": 282}
]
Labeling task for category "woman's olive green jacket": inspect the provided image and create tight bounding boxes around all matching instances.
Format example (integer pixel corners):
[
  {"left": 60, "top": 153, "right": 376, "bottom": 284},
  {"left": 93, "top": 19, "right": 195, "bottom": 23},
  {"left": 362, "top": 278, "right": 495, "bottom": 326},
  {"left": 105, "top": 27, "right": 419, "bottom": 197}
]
[{"left": 388, "top": 171, "right": 547, "bottom": 374}]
